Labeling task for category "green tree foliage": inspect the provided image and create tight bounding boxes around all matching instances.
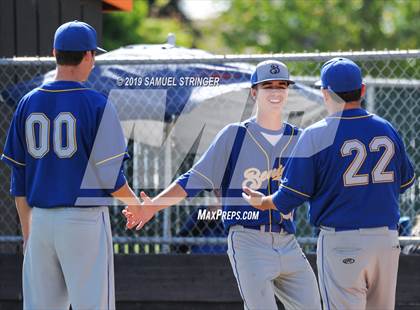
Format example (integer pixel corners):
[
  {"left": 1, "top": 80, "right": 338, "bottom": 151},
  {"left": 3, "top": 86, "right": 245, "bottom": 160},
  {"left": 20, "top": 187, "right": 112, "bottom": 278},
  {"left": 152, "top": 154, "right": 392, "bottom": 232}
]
[
  {"left": 103, "top": 0, "right": 419, "bottom": 53},
  {"left": 103, "top": 0, "right": 194, "bottom": 51},
  {"left": 207, "top": 0, "right": 420, "bottom": 53}
]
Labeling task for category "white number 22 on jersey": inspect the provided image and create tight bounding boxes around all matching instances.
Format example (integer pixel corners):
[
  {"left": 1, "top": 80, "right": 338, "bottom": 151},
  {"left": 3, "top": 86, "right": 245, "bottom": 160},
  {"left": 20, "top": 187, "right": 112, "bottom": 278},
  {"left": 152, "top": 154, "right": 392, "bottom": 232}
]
[
  {"left": 341, "top": 137, "right": 395, "bottom": 186},
  {"left": 26, "top": 112, "right": 77, "bottom": 159}
]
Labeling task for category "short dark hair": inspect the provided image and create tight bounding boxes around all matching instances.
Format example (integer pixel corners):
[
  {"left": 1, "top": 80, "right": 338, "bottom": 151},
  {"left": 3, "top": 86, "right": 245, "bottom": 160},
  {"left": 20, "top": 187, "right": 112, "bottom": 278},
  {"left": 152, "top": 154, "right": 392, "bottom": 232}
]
[
  {"left": 331, "top": 88, "right": 362, "bottom": 103},
  {"left": 55, "top": 50, "right": 95, "bottom": 66}
]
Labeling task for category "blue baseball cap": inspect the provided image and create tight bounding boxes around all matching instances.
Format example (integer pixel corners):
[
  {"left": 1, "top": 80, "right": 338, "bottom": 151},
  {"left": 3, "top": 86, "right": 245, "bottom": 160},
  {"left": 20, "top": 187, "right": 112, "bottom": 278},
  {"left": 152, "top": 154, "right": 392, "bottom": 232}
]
[
  {"left": 318, "top": 57, "right": 362, "bottom": 92},
  {"left": 251, "top": 60, "right": 295, "bottom": 87},
  {"left": 53, "top": 20, "right": 107, "bottom": 53}
]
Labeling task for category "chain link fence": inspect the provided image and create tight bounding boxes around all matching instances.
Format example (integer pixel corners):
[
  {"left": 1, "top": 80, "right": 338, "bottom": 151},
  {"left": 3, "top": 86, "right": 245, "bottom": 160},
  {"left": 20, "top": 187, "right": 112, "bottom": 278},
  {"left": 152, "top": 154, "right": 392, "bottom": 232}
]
[{"left": 0, "top": 50, "right": 419, "bottom": 254}]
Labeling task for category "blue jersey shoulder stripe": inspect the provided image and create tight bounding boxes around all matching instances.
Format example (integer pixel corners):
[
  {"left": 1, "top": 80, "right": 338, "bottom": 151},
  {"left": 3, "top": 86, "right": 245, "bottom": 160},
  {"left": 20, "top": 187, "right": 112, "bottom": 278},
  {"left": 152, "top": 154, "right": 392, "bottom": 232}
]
[{"left": 279, "top": 124, "right": 296, "bottom": 158}]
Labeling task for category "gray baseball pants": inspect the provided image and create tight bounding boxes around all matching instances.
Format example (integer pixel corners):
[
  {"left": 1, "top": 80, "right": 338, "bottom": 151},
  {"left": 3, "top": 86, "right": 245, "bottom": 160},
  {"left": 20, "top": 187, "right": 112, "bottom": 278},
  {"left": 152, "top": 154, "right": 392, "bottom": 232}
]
[
  {"left": 227, "top": 225, "right": 321, "bottom": 310},
  {"left": 317, "top": 226, "right": 400, "bottom": 310},
  {"left": 23, "top": 206, "right": 115, "bottom": 310}
]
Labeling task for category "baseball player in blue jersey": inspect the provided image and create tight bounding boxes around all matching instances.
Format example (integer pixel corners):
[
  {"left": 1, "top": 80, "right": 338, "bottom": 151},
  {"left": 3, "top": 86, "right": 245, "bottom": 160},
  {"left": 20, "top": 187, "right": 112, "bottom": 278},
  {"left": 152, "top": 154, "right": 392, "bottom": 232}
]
[
  {"left": 243, "top": 58, "right": 415, "bottom": 309},
  {"left": 1, "top": 21, "right": 141, "bottom": 309},
  {"left": 124, "top": 60, "right": 321, "bottom": 310}
]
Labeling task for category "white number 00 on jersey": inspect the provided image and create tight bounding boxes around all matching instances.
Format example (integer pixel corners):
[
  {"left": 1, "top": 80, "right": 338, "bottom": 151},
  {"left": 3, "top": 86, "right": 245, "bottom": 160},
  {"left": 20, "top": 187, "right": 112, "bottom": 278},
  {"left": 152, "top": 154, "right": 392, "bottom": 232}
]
[{"left": 25, "top": 112, "right": 77, "bottom": 159}]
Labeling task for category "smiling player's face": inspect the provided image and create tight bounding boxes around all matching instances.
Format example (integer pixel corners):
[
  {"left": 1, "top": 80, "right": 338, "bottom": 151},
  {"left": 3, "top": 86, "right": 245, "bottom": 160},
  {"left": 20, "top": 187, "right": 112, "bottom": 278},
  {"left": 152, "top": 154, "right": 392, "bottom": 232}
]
[{"left": 253, "top": 80, "right": 289, "bottom": 113}]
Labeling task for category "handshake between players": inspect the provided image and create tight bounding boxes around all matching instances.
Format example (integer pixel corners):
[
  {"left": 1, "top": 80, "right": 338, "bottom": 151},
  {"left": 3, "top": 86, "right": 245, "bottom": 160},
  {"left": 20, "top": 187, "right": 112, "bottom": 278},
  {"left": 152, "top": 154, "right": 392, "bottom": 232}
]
[{"left": 122, "top": 187, "right": 276, "bottom": 230}]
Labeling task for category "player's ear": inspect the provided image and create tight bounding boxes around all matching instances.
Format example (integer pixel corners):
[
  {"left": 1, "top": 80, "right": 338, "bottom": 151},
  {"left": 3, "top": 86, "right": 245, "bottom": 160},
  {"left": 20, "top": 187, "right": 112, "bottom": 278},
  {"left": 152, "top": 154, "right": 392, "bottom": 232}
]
[
  {"left": 321, "top": 89, "right": 330, "bottom": 102},
  {"left": 251, "top": 87, "right": 257, "bottom": 100},
  {"left": 82, "top": 51, "right": 92, "bottom": 62},
  {"left": 360, "top": 83, "right": 366, "bottom": 98}
]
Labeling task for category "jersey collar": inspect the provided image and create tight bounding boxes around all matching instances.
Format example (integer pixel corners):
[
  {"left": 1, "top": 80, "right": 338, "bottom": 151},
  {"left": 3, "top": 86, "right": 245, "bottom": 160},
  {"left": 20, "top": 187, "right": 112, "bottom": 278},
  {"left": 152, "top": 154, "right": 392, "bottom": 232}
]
[
  {"left": 39, "top": 80, "right": 86, "bottom": 91},
  {"left": 248, "top": 117, "right": 285, "bottom": 135},
  {"left": 327, "top": 108, "right": 372, "bottom": 120}
]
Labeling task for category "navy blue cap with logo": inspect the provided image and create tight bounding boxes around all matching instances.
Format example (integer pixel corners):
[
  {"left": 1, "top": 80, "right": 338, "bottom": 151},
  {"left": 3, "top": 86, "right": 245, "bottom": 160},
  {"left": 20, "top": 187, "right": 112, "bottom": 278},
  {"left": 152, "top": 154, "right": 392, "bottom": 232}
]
[
  {"left": 53, "top": 20, "right": 107, "bottom": 53},
  {"left": 319, "top": 57, "right": 363, "bottom": 92},
  {"left": 250, "top": 60, "right": 295, "bottom": 86}
]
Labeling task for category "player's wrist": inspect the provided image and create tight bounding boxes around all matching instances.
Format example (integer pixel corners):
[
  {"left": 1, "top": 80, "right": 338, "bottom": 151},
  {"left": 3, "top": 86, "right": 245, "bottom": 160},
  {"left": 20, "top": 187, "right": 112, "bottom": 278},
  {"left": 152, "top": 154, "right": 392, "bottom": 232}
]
[
  {"left": 262, "top": 196, "right": 275, "bottom": 210},
  {"left": 150, "top": 198, "right": 167, "bottom": 211}
]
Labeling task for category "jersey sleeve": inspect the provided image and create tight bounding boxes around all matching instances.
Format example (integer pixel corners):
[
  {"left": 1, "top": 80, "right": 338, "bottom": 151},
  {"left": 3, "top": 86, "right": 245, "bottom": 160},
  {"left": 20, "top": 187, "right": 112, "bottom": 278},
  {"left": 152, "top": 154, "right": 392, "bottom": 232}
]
[
  {"left": 177, "top": 125, "right": 237, "bottom": 197},
  {"left": 82, "top": 98, "right": 129, "bottom": 194},
  {"left": 10, "top": 166, "right": 26, "bottom": 196},
  {"left": 272, "top": 129, "right": 316, "bottom": 214},
  {"left": 1, "top": 104, "right": 26, "bottom": 168},
  {"left": 397, "top": 136, "right": 415, "bottom": 193},
  {"left": 92, "top": 98, "right": 129, "bottom": 165}
]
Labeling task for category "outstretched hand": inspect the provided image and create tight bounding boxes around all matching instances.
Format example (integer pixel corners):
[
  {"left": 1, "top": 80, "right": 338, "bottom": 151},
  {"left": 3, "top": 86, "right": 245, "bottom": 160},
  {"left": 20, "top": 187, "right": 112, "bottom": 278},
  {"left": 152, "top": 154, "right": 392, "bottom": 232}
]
[
  {"left": 242, "top": 187, "right": 274, "bottom": 211},
  {"left": 122, "top": 191, "right": 160, "bottom": 230}
]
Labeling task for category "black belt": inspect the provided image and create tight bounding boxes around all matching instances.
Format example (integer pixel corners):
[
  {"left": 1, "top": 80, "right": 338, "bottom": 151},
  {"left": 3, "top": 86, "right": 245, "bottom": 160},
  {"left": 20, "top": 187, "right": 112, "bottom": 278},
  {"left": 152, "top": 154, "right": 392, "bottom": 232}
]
[
  {"left": 322, "top": 224, "right": 398, "bottom": 232},
  {"left": 243, "top": 224, "right": 286, "bottom": 233}
]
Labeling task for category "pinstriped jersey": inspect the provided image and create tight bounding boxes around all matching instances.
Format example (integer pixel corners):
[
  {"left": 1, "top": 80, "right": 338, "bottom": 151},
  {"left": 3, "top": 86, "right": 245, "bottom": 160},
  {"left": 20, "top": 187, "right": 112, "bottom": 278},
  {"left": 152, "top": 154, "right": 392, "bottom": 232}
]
[
  {"left": 177, "top": 118, "right": 301, "bottom": 233},
  {"left": 272, "top": 108, "right": 415, "bottom": 229},
  {"left": 1, "top": 81, "right": 128, "bottom": 208}
]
